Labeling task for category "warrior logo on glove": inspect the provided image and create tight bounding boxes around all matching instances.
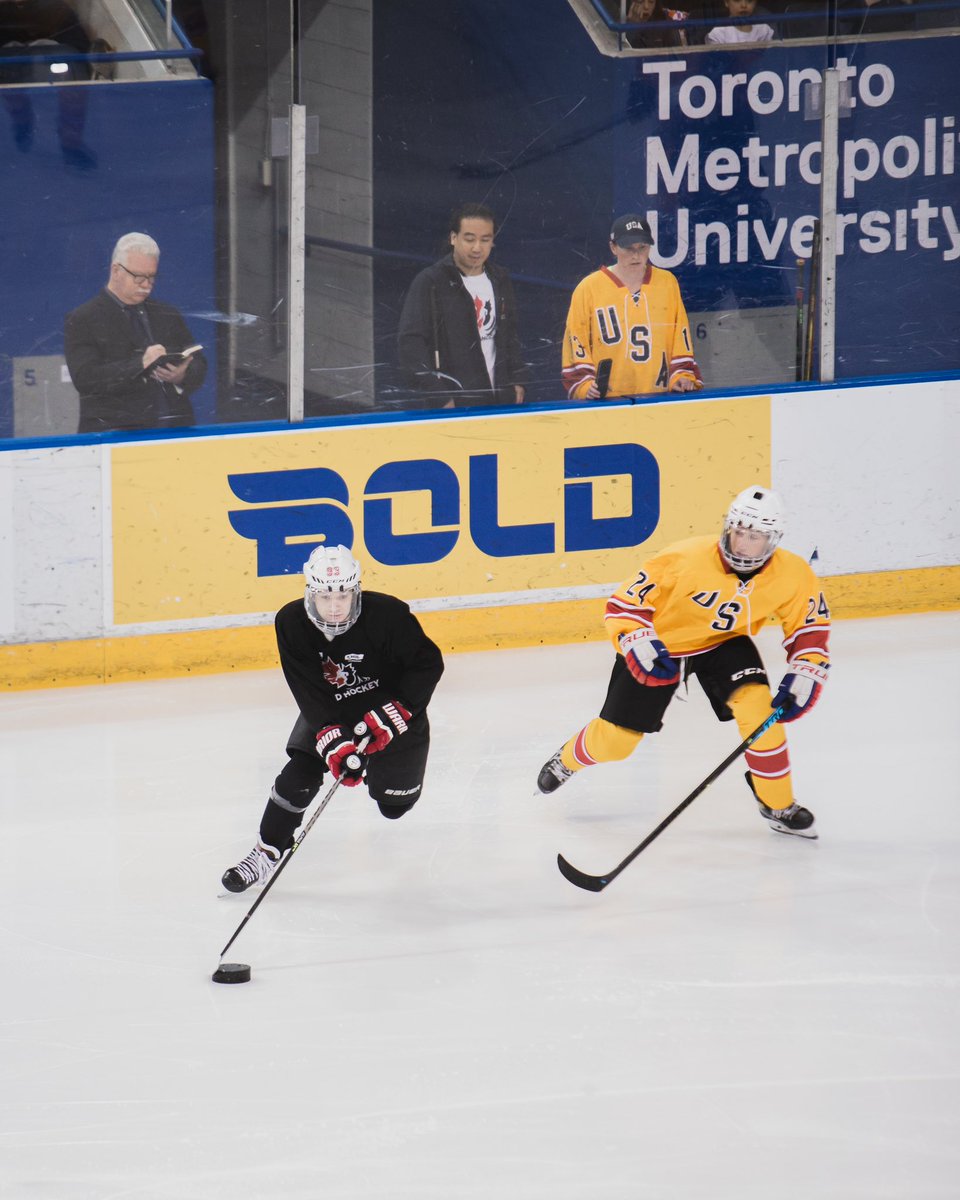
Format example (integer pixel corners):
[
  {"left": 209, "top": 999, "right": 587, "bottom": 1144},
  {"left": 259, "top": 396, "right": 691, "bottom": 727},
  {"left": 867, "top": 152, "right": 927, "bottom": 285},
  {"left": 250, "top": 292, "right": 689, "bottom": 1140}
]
[{"left": 355, "top": 701, "right": 412, "bottom": 753}]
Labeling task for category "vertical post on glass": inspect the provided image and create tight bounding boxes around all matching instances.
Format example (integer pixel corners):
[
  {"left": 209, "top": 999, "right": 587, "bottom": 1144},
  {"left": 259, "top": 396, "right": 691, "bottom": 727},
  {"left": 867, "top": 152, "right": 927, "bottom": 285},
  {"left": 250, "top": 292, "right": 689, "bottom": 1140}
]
[
  {"left": 164, "top": 0, "right": 173, "bottom": 47},
  {"left": 818, "top": 67, "right": 839, "bottom": 384},
  {"left": 287, "top": 103, "right": 306, "bottom": 423}
]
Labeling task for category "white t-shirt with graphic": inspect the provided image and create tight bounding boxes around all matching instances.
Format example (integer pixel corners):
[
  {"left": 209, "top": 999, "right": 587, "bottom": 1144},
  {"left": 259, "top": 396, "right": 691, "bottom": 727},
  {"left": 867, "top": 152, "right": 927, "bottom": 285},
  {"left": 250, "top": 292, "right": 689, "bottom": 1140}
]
[
  {"left": 461, "top": 271, "right": 497, "bottom": 387},
  {"left": 705, "top": 22, "right": 775, "bottom": 43}
]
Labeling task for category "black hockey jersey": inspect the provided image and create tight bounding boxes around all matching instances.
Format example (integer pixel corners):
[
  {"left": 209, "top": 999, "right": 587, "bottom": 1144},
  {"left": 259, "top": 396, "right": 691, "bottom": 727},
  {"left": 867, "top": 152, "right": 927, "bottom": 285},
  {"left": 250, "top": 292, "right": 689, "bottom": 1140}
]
[{"left": 275, "top": 591, "right": 444, "bottom": 733}]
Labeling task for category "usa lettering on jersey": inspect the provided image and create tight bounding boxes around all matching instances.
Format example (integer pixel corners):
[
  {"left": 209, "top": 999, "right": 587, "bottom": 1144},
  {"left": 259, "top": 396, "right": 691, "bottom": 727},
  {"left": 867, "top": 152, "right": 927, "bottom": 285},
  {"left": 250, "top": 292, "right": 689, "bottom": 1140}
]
[
  {"left": 562, "top": 265, "right": 701, "bottom": 400},
  {"left": 604, "top": 535, "right": 830, "bottom": 667}
]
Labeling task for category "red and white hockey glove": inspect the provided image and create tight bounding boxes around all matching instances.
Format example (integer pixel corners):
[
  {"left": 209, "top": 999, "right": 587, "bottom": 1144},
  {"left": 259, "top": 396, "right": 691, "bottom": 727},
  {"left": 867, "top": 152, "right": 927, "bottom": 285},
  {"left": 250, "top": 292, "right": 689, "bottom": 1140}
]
[
  {"left": 619, "top": 627, "right": 680, "bottom": 687},
  {"left": 772, "top": 660, "right": 828, "bottom": 723},
  {"left": 316, "top": 725, "right": 366, "bottom": 786},
  {"left": 354, "top": 700, "right": 412, "bottom": 754}
]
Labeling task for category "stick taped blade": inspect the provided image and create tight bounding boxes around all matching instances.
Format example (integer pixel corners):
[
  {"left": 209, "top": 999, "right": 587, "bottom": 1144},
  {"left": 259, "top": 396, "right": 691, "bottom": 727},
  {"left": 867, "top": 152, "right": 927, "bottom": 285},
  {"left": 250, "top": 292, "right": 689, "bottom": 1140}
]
[
  {"left": 212, "top": 962, "right": 251, "bottom": 984},
  {"left": 557, "top": 853, "right": 609, "bottom": 892}
]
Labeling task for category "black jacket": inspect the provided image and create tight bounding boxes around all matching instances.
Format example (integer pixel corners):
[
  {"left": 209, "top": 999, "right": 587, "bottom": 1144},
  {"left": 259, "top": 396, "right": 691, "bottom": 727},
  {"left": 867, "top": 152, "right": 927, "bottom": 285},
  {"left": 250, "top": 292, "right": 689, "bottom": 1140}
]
[
  {"left": 64, "top": 288, "right": 207, "bottom": 433},
  {"left": 397, "top": 254, "right": 528, "bottom": 407},
  {"left": 275, "top": 591, "right": 444, "bottom": 734}
]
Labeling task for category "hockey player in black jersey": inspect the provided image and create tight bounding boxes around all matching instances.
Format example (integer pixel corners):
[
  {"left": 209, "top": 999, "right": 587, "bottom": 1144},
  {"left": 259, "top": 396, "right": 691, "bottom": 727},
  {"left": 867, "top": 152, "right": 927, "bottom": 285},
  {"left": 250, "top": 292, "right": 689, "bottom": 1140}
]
[{"left": 222, "top": 545, "right": 445, "bottom": 893}]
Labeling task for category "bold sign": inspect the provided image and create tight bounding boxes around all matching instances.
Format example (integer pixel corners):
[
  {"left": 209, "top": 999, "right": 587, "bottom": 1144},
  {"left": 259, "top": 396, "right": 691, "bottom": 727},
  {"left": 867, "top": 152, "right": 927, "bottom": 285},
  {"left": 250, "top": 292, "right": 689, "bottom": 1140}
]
[
  {"left": 109, "top": 398, "right": 768, "bottom": 625},
  {"left": 225, "top": 442, "right": 660, "bottom": 574}
]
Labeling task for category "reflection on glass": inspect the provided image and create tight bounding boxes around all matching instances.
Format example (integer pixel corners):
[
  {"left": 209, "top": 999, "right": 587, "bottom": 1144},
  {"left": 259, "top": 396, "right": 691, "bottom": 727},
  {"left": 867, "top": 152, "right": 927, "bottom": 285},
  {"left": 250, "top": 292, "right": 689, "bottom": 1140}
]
[{"left": 2, "top": 1, "right": 959, "bottom": 443}]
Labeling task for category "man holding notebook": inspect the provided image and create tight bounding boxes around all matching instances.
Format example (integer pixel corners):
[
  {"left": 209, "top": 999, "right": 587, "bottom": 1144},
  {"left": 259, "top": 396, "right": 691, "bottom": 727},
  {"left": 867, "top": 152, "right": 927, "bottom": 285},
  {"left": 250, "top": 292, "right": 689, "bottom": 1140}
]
[{"left": 64, "top": 232, "right": 207, "bottom": 433}]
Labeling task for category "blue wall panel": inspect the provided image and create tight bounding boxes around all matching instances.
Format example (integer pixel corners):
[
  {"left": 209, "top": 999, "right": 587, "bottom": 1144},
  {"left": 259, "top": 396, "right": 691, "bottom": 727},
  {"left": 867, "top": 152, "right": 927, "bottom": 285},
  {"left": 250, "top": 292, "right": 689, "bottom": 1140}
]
[
  {"left": 372, "top": 3, "right": 960, "bottom": 385},
  {"left": 0, "top": 78, "right": 215, "bottom": 434},
  {"left": 372, "top": 0, "right": 622, "bottom": 403},
  {"left": 616, "top": 39, "right": 960, "bottom": 375}
]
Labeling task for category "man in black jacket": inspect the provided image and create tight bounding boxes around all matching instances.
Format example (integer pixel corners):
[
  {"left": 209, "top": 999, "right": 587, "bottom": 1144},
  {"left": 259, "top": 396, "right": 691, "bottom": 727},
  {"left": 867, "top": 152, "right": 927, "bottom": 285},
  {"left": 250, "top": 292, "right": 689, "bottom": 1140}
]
[
  {"left": 397, "top": 203, "right": 528, "bottom": 409},
  {"left": 64, "top": 232, "right": 207, "bottom": 433}
]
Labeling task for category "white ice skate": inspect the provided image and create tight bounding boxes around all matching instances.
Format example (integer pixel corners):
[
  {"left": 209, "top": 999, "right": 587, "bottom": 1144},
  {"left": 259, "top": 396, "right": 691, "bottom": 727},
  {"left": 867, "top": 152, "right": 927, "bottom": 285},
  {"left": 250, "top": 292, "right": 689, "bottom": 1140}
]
[{"left": 221, "top": 841, "right": 281, "bottom": 893}]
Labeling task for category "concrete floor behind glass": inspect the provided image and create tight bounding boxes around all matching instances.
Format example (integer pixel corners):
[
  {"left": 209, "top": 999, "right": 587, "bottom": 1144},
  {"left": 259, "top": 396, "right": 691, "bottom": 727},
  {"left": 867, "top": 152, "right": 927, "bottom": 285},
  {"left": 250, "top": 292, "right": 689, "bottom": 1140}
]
[{"left": 1, "top": 612, "right": 958, "bottom": 1199}]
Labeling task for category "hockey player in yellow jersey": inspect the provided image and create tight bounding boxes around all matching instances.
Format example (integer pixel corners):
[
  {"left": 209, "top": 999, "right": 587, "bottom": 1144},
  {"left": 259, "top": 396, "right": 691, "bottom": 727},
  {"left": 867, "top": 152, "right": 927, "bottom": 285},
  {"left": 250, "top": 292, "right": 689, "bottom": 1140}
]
[
  {"left": 537, "top": 486, "right": 830, "bottom": 837},
  {"left": 562, "top": 213, "right": 703, "bottom": 401}
]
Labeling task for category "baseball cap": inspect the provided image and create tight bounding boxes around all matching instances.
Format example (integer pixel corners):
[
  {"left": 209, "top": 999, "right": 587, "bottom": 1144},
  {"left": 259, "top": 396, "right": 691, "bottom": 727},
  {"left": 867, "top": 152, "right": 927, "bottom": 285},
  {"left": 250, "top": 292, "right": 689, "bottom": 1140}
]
[{"left": 610, "top": 213, "right": 654, "bottom": 248}]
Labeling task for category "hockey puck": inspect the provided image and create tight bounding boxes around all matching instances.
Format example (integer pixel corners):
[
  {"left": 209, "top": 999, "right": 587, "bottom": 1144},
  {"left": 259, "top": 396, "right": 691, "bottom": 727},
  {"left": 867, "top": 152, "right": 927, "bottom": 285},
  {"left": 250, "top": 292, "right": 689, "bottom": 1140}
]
[{"left": 212, "top": 962, "right": 251, "bottom": 985}]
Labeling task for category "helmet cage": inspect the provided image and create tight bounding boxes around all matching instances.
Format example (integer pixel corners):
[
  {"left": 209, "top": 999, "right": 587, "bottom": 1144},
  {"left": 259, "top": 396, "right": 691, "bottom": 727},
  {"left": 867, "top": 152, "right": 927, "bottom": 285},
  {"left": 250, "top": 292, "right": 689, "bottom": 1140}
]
[
  {"left": 719, "top": 487, "right": 784, "bottom": 572},
  {"left": 303, "top": 545, "right": 362, "bottom": 638}
]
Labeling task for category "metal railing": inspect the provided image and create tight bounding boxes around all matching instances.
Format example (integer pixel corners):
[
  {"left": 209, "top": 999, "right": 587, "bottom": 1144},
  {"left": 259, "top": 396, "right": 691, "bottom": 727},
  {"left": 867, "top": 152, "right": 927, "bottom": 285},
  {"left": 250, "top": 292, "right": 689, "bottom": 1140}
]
[{"left": 588, "top": 0, "right": 960, "bottom": 47}]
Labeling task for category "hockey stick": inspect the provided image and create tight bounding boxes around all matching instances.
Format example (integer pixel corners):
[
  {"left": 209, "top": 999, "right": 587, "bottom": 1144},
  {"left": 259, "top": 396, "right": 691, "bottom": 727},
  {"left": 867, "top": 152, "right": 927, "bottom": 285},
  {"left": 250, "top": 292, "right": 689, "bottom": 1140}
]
[
  {"left": 218, "top": 736, "right": 371, "bottom": 961},
  {"left": 556, "top": 706, "right": 787, "bottom": 892},
  {"left": 429, "top": 284, "right": 441, "bottom": 371},
  {"left": 794, "top": 258, "right": 806, "bottom": 381},
  {"left": 595, "top": 358, "right": 613, "bottom": 399},
  {"left": 803, "top": 220, "right": 821, "bottom": 381}
]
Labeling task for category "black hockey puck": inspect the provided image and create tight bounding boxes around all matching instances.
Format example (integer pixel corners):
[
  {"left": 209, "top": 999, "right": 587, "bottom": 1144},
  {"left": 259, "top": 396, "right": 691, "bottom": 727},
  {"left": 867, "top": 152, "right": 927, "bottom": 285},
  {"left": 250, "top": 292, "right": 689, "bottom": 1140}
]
[{"left": 212, "top": 962, "right": 251, "bottom": 984}]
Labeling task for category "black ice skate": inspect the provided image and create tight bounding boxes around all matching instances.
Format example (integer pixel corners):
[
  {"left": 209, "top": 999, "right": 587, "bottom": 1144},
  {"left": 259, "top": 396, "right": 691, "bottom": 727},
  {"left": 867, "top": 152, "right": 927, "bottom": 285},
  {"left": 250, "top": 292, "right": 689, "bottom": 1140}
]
[
  {"left": 537, "top": 749, "right": 575, "bottom": 794},
  {"left": 745, "top": 772, "right": 817, "bottom": 839},
  {"left": 221, "top": 841, "right": 281, "bottom": 893}
]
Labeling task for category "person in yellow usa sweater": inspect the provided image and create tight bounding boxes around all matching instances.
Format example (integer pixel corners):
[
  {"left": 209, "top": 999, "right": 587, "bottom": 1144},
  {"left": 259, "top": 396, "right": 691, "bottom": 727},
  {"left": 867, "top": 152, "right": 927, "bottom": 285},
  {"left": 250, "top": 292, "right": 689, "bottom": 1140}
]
[
  {"left": 561, "top": 213, "right": 703, "bottom": 401},
  {"left": 537, "top": 486, "right": 830, "bottom": 838}
]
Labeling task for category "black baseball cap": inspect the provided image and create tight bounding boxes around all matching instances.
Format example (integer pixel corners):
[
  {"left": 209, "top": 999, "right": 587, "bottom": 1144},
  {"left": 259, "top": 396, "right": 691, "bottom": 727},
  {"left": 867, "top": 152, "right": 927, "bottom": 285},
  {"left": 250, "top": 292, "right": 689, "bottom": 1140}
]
[{"left": 610, "top": 214, "right": 654, "bottom": 248}]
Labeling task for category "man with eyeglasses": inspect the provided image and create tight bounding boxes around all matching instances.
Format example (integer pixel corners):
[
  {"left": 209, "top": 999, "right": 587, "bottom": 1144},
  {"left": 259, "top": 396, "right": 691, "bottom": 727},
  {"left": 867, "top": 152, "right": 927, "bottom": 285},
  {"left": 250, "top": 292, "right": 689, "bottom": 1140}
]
[{"left": 64, "top": 232, "right": 207, "bottom": 433}]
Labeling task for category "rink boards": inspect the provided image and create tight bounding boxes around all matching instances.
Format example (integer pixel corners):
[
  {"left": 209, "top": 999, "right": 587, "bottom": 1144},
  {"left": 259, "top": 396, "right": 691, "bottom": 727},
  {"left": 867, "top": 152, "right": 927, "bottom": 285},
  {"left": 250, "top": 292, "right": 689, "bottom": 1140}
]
[{"left": 1, "top": 378, "right": 958, "bottom": 688}]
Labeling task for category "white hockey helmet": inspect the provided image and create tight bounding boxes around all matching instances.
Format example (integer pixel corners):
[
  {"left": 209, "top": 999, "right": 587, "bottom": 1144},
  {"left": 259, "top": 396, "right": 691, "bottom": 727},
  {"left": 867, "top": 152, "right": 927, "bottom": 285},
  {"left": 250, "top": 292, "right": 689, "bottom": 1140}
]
[
  {"left": 303, "top": 544, "right": 362, "bottom": 639},
  {"left": 719, "top": 486, "right": 785, "bottom": 572}
]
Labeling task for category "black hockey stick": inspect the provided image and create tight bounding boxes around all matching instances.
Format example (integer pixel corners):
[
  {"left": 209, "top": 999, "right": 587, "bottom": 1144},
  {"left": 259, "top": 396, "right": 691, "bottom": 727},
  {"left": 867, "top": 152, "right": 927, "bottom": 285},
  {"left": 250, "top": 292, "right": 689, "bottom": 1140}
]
[
  {"left": 429, "top": 284, "right": 441, "bottom": 371},
  {"left": 803, "top": 220, "right": 821, "bottom": 381},
  {"left": 218, "top": 736, "right": 370, "bottom": 961},
  {"left": 794, "top": 258, "right": 806, "bottom": 382},
  {"left": 595, "top": 358, "right": 613, "bottom": 399},
  {"left": 556, "top": 706, "right": 787, "bottom": 892}
]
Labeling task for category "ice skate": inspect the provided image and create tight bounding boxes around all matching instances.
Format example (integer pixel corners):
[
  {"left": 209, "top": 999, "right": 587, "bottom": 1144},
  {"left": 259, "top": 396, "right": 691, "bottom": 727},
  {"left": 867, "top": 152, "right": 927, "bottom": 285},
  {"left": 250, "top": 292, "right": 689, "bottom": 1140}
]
[
  {"left": 537, "top": 749, "right": 575, "bottom": 794},
  {"left": 745, "top": 772, "right": 817, "bottom": 839},
  {"left": 221, "top": 841, "right": 281, "bottom": 893}
]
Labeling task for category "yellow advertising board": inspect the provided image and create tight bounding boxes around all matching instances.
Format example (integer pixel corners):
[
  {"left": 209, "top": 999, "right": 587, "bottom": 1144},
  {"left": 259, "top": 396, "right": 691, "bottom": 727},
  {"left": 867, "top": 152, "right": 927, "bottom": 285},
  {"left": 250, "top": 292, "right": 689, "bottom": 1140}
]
[
  {"left": 7, "top": 389, "right": 956, "bottom": 692},
  {"left": 110, "top": 398, "right": 770, "bottom": 626}
]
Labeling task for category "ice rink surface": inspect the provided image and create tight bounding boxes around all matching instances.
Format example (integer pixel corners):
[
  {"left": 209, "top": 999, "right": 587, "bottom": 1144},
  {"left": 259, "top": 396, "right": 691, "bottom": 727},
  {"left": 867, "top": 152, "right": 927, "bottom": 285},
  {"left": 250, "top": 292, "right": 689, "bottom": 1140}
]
[{"left": 1, "top": 611, "right": 958, "bottom": 1199}]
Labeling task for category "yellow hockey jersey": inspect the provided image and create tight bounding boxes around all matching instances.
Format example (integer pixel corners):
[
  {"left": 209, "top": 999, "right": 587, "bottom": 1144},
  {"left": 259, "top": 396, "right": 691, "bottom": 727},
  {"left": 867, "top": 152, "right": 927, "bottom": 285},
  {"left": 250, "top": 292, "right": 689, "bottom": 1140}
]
[
  {"left": 562, "top": 265, "right": 702, "bottom": 400},
  {"left": 604, "top": 535, "right": 830, "bottom": 666}
]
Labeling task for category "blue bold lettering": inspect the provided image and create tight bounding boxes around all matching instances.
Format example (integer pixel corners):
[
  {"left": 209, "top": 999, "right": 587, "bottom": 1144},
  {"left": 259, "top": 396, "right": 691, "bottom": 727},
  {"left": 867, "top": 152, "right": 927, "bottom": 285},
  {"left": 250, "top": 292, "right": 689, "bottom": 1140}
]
[
  {"left": 364, "top": 460, "right": 459, "bottom": 566},
  {"left": 563, "top": 444, "right": 659, "bottom": 551},
  {"left": 468, "top": 454, "right": 555, "bottom": 558},
  {"left": 227, "top": 468, "right": 353, "bottom": 577}
]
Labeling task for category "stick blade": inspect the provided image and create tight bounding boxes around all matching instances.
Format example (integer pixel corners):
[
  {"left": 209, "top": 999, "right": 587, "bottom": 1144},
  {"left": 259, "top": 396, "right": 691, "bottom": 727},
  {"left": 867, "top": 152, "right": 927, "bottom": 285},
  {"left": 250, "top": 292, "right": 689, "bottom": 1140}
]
[{"left": 557, "top": 852, "right": 610, "bottom": 892}]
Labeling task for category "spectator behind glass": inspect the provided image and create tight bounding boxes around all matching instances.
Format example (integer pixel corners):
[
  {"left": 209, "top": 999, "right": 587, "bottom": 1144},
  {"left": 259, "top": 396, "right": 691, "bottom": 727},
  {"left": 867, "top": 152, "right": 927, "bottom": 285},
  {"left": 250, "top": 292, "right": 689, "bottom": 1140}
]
[
  {"left": 0, "top": 0, "right": 98, "bottom": 167},
  {"left": 397, "top": 203, "right": 528, "bottom": 409},
  {"left": 626, "top": 0, "right": 690, "bottom": 48},
  {"left": 0, "top": 0, "right": 91, "bottom": 74},
  {"left": 0, "top": 0, "right": 89, "bottom": 50},
  {"left": 63, "top": 232, "right": 208, "bottom": 434},
  {"left": 562, "top": 213, "right": 703, "bottom": 401},
  {"left": 706, "top": 0, "right": 775, "bottom": 42}
]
